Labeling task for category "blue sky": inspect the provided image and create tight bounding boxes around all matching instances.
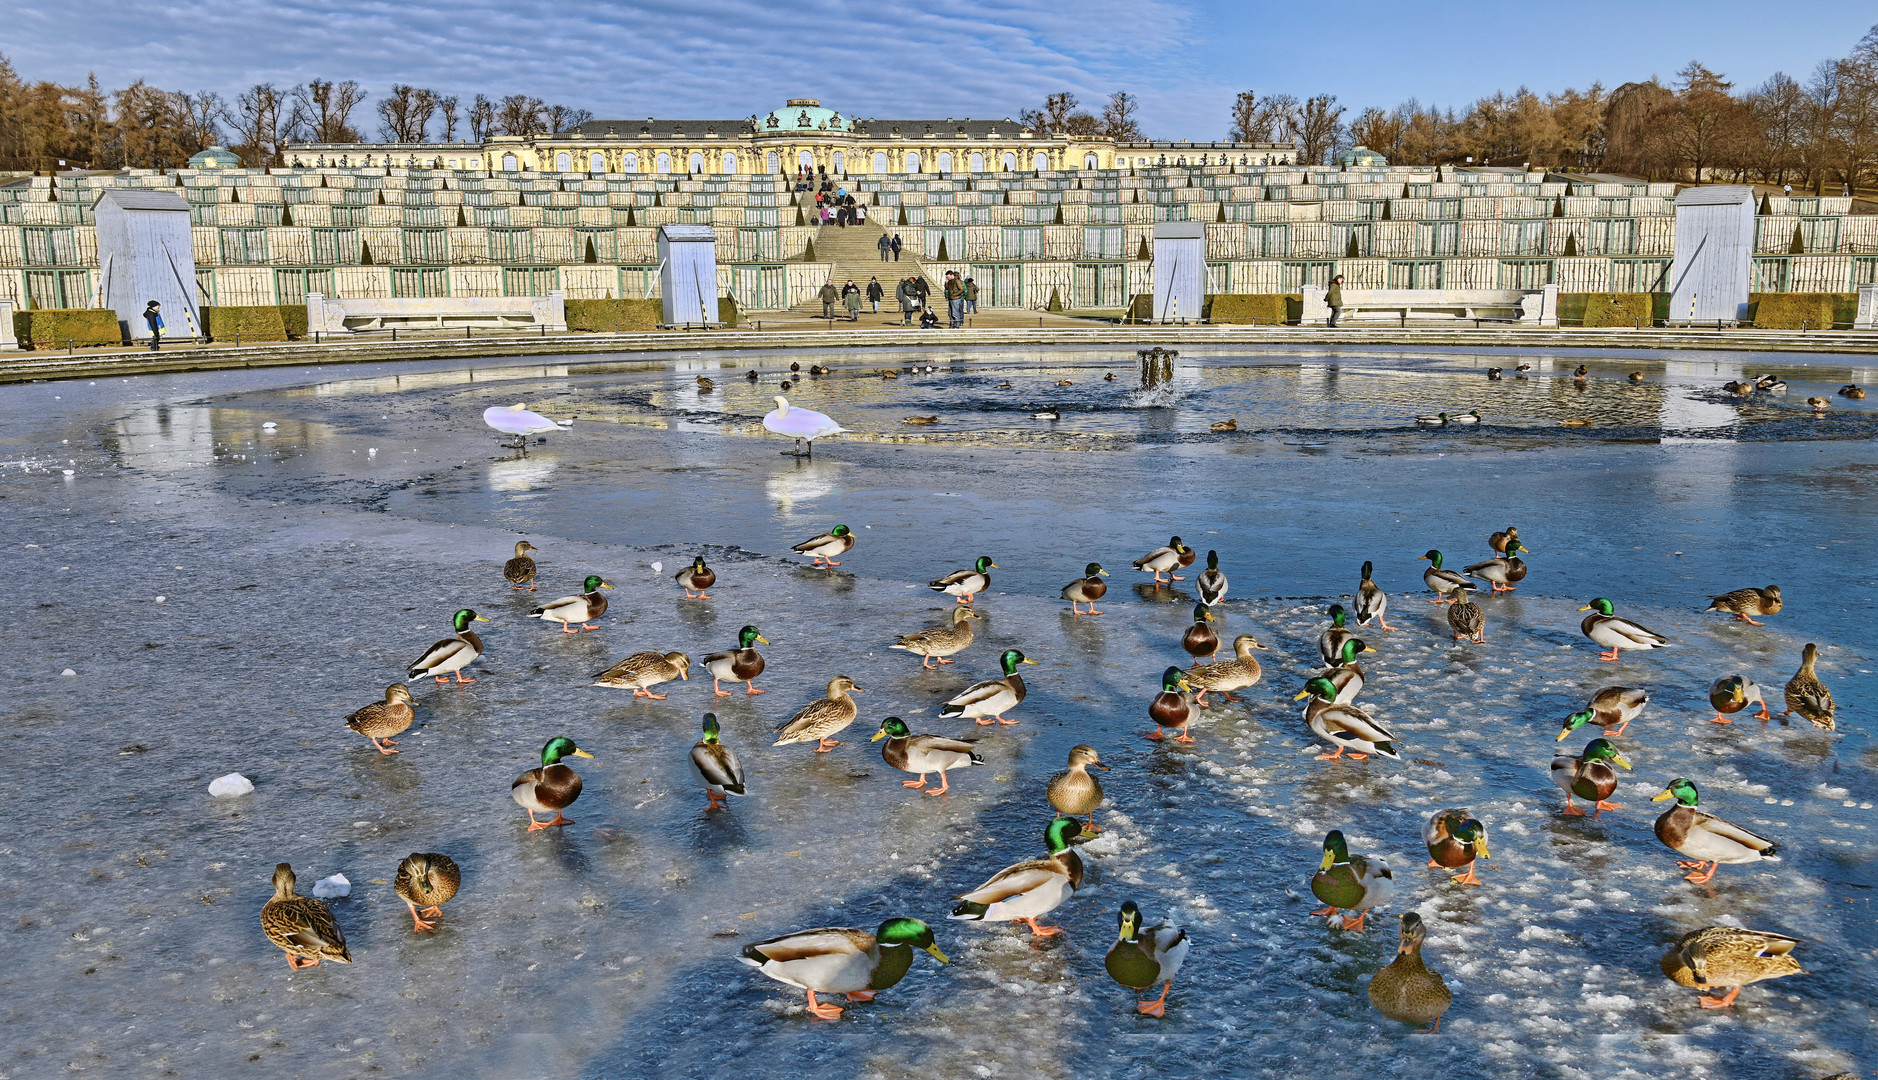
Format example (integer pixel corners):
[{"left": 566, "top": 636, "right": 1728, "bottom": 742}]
[{"left": 5, "top": 0, "right": 1873, "bottom": 139}]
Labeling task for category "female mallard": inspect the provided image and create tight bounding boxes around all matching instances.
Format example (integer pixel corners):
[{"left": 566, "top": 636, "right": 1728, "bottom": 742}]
[
  {"left": 1317, "top": 603, "right": 1353, "bottom": 664},
  {"left": 951, "top": 817, "right": 1085, "bottom": 937},
  {"left": 930, "top": 556, "right": 996, "bottom": 604},
  {"left": 1488, "top": 526, "right": 1522, "bottom": 557},
  {"left": 1354, "top": 560, "right": 1394, "bottom": 631},
  {"left": 591, "top": 651, "right": 691, "bottom": 698},
  {"left": 1462, "top": 554, "right": 1526, "bottom": 594},
  {"left": 675, "top": 556, "right": 716, "bottom": 599},
  {"left": 1318, "top": 638, "right": 1374, "bottom": 702},
  {"left": 792, "top": 524, "right": 855, "bottom": 567},
  {"left": 889, "top": 607, "right": 982, "bottom": 668},
  {"left": 1047, "top": 745, "right": 1110, "bottom": 831},
  {"left": 773, "top": 676, "right": 864, "bottom": 751},
  {"left": 1105, "top": 901, "right": 1190, "bottom": 1016},
  {"left": 703, "top": 625, "right": 768, "bottom": 696},
  {"left": 512, "top": 736, "right": 594, "bottom": 830},
  {"left": 1660, "top": 926, "right": 1804, "bottom": 1008},
  {"left": 1708, "top": 675, "right": 1770, "bottom": 724},
  {"left": 260, "top": 863, "right": 353, "bottom": 969},
  {"left": 529, "top": 575, "right": 613, "bottom": 633},
  {"left": 1182, "top": 604, "right": 1221, "bottom": 663},
  {"left": 690, "top": 713, "right": 745, "bottom": 809},
  {"left": 940, "top": 649, "right": 1038, "bottom": 726},
  {"left": 407, "top": 609, "right": 491, "bottom": 684},
  {"left": 1806, "top": 396, "right": 1832, "bottom": 412},
  {"left": 1310, "top": 830, "right": 1395, "bottom": 931},
  {"left": 393, "top": 852, "right": 460, "bottom": 932},
  {"left": 1369, "top": 912, "right": 1452, "bottom": 1031},
  {"left": 873, "top": 716, "right": 983, "bottom": 796},
  {"left": 1419, "top": 551, "right": 1477, "bottom": 604},
  {"left": 739, "top": 917, "right": 948, "bottom": 1021},
  {"left": 1132, "top": 536, "right": 1191, "bottom": 583},
  {"left": 1145, "top": 666, "right": 1197, "bottom": 742},
  {"left": 1187, "top": 634, "right": 1268, "bottom": 706},
  {"left": 1424, "top": 809, "right": 1489, "bottom": 886},
  {"left": 1446, "top": 591, "right": 1485, "bottom": 643},
  {"left": 1211, "top": 418, "right": 1238, "bottom": 431},
  {"left": 1195, "top": 550, "right": 1228, "bottom": 606},
  {"left": 1552, "top": 737, "right": 1631, "bottom": 816},
  {"left": 1784, "top": 643, "right": 1835, "bottom": 729},
  {"left": 346, "top": 683, "right": 417, "bottom": 754},
  {"left": 1652, "top": 778, "right": 1780, "bottom": 883},
  {"left": 1295, "top": 676, "right": 1401, "bottom": 761},
  {"left": 1578, "top": 598, "right": 1669, "bottom": 660},
  {"left": 1705, "top": 585, "right": 1781, "bottom": 625},
  {"left": 1840, "top": 384, "right": 1866, "bottom": 399},
  {"left": 503, "top": 541, "right": 540, "bottom": 591},
  {"left": 1555, "top": 686, "right": 1649, "bottom": 739},
  {"left": 1061, "top": 562, "right": 1111, "bottom": 615}
]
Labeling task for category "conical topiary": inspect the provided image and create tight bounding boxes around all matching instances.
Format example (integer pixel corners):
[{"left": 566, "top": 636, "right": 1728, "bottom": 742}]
[
  {"left": 1345, "top": 233, "right": 1360, "bottom": 258},
  {"left": 1216, "top": 203, "right": 1227, "bottom": 222},
  {"left": 1789, "top": 225, "right": 1804, "bottom": 254},
  {"left": 1552, "top": 195, "right": 1565, "bottom": 217},
  {"left": 803, "top": 237, "right": 816, "bottom": 261},
  {"left": 1563, "top": 232, "right": 1578, "bottom": 257},
  {"left": 359, "top": 239, "right": 374, "bottom": 265},
  {"left": 1759, "top": 193, "right": 1772, "bottom": 215},
  {"left": 584, "top": 237, "right": 598, "bottom": 264},
  {"left": 1381, "top": 199, "right": 1392, "bottom": 221},
  {"left": 1047, "top": 286, "right": 1063, "bottom": 312},
  {"left": 936, "top": 236, "right": 948, "bottom": 260},
  {"left": 1136, "top": 237, "right": 1150, "bottom": 260}
]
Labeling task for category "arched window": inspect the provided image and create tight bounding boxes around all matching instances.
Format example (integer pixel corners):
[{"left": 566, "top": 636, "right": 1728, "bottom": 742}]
[
  {"left": 688, "top": 152, "right": 703, "bottom": 174},
  {"left": 832, "top": 151, "right": 844, "bottom": 174},
  {"left": 1033, "top": 152, "right": 1048, "bottom": 171},
  {"left": 501, "top": 153, "right": 518, "bottom": 171},
  {"left": 555, "top": 151, "right": 571, "bottom": 172},
  {"left": 622, "top": 152, "right": 638, "bottom": 173},
  {"left": 905, "top": 151, "right": 921, "bottom": 173},
  {"left": 873, "top": 152, "right": 887, "bottom": 173},
  {"left": 656, "top": 152, "right": 672, "bottom": 173},
  {"left": 1003, "top": 152, "right": 1017, "bottom": 172},
  {"left": 798, "top": 150, "right": 813, "bottom": 169},
  {"left": 590, "top": 152, "right": 605, "bottom": 173},
  {"left": 936, "top": 152, "right": 953, "bottom": 173},
  {"left": 765, "top": 150, "right": 778, "bottom": 173},
  {"left": 969, "top": 151, "right": 984, "bottom": 173},
  {"left": 722, "top": 152, "right": 737, "bottom": 174},
  {"left": 1084, "top": 153, "right": 1099, "bottom": 170}
]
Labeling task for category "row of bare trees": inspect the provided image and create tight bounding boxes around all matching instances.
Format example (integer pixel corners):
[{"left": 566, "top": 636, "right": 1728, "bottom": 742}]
[
  {"left": 1019, "top": 91, "right": 1144, "bottom": 141},
  {"left": 0, "top": 57, "right": 594, "bottom": 171}
]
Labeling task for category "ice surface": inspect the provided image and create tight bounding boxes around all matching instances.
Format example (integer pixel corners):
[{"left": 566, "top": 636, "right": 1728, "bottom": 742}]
[{"left": 310, "top": 873, "right": 350, "bottom": 899}]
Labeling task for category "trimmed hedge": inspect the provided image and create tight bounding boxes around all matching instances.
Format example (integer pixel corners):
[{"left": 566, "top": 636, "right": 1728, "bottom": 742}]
[
  {"left": 566, "top": 298, "right": 661, "bottom": 332},
  {"left": 279, "top": 304, "right": 308, "bottom": 339},
  {"left": 1570, "top": 293, "right": 1654, "bottom": 328},
  {"left": 203, "top": 305, "right": 288, "bottom": 343},
  {"left": 718, "top": 295, "right": 740, "bottom": 328},
  {"left": 13, "top": 308, "right": 121, "bottom": 348},
  {"left": 1208, "top": 294, "right": 1294, "bottom": 325},
  {"left": 1748, "top": 292, "right": 1851, "bottom": 329}
]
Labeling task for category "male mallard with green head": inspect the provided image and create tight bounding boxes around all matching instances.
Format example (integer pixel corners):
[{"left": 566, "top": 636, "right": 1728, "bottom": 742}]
[
  {"left": 1552, "top": 737, "right": 1631, "bottom": 816},
  {"left": 1296, "top": 676, "right": 1401, "bottom": 760},
  {"left": 1317, "top": 637, "right": 1374, "bottom": 703},
  {"left": 930, "top": 556, "right": 997, "bottom": 604},
  {"left": 773, "top": 676, "right": 864, "bottom": 751},
  {"left": 529, "top": 575, "right": 613, "bottom": 633},
  {"left": 739, "top": 917, "right": 948, "bottom": 1021},
  {"left": 346, "top": 683, "right": 416, "bottom": 754},
  {"left": 407, "top": 609, "right": 490, "bottom": 684},
  {"left": 394, "top": 852, "right": 460, "bottom": 932},
  {"left": 1182, "top": 603, "right": 1221, "bottom": 663},
  {"left": 1145, "top": 666, "right": 1197, "bottom": 742},
  {"left": 873, "top": 716, "right": 983, "bottom": 796},
  {"left": 1424, "top": 809, "right": 1490, "bottom": 886},
  {"left": 503, "top": 540, "right": 540, "bottom": 590},
  {"left": 1354, "top": 560, "right": 1394, "bottom": 631},
  {"left": 1310, "top": 830, "right": 1395, "bottom": 931},
  {"left": 1368, "top": 912, "right": 1452, "bottom": 1031},
  {"left": 1784, "top": 643, "right": 1834, "bottom": 729},
  {"left": 1578, "top": 597, "right": 1669, "bottom": 660},
  {"left": 1317, "top": 603, "right": 1353, "bottom": 664},
  {"left": 1707, "top": 675, "right": 1770, "bottom": 724},
  {"left": 940, "top": 649, "right": 1038, "bottom": 726},
  {"left": 1105, "top": 901, "right": 1190, "bottom": 1016},
  {"left": 675, "top": 556, "right": 716, "bottom": 599},
  {"left": 512, "top": 736, "right": 594, "bottom": 830},
  {"left": 1132, "top": 536, "right": 1191, "bottom": 583},
  {"left": 703, "top": 625, "right": 768, "bottom": 696},
  {"left": 1419, "top": 550, "right": 1477, "bottom": 604},
  {"left": 1660, "top": 925, "right": 1804, "bottom": 1008},
  {"left": 261, "top": 863, "right": 353, "bottom": 969},
  {"left": 1047, "top": 744, "right": 1109, "bottom": 831},
  {"left": 1704, "top": 584, "right": 1781, "bottom": 625},
  {"left": 591, "top": 651, "right": 692, "bottom": 698},
  {"left": 951, "top": 817, "right": 1085, "bottom": 936},
  {"left": 690, "top": 713, "right": 745, "bottom": 809},
  {"left": 889, "top": 606, "right": 982, "bottom": 668},
  {"left": 1556, "top": 686, "right": 1649, "bottom": 740},
  {"left": 1061, "top": 562, "right": 1110, "bottom": 615},
  {"left": 1652, "top": 778, "right": 1779, "bottom": 883},
  {"left": 1195, "top": 550, "right": 1228, "bottom": 606},
  {"left": 1187, "top": 634, "right": 1268, "bottom": 706},
  {"left": 792, "top": 524, "right": 855, "bottom": 567}
]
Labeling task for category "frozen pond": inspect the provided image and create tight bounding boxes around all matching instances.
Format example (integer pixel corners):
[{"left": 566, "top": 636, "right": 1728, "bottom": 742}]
[{"left": 1, "top": 344, "right": 1873, "bottom": 1079}]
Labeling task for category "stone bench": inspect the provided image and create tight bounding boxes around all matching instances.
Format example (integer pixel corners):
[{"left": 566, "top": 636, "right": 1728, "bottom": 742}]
[
  {"left": 1303, "top": 285, "right": 1557, "bottom": 327},
  {"left": 306, "top": 292, "right": 566, "bottom": 334}
]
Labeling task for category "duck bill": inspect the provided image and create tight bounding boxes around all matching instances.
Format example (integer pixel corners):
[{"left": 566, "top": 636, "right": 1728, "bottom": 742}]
[
  {"left": 1021, "top": 658, "right": 1040, "bottom": 666},
  {"left": 1474, "top": 839, "right": 1491, "bottom": 859},
  {"left": 600, "top": 583, "right": 614, "bottom": 590},
  {"left": 756, "top": 635, "right": 770, "bottom": 645},
  {"left": 1363, "top": 646, "right": 1377, "bottom": 653},
  {"left": 474, "top": 615, "right": 492, "bottom": 622},
  {"left": 1611, "top": 753, "right": 1633, "bottom": 770},
  {"left": 573, "top": 749, "right": 596, "bottom": 759},
  {"left": 1319, "top": 850, "right": 1335, "bottom": 871},
  {"left": 848, "top": 686, "right": 864, "bottom": 693},
  {"left": 988, "top": 563, "right": 1001, "bottom": 569},
  {"left": 1094, "top": 762, "right": 1110, "bottom": 771},
  {"left": 871, "top": 730, "right": 887, "bottom": 742},
  {"left": 1576, "top": 605, "right": 1594, "bottom": 612},
  {"left": 1097, "top": 569, "right": 1110, "bottom": 577},
  {"left": 1293, "top": 689, "right": 1311, "bottom": 701},
  {"left": 1650, "top": 789, "right": 1674, "bottom": 801},
  {"left": 1418, "top": 555, "right": 1431, "bottom": 562},
  {"left": 922, "top": 944, "right": 950, "bottom": 964},
  {"left": 1555, "top": 728, "right": 1572, "bottom": 742}
]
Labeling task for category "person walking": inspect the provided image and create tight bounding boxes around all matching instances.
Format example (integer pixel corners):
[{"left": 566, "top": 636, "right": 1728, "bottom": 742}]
[
  {"left": 913, "top": 273, "right": 930, "bottom": 313},
  {"left": 856, "top": 202, "right": 867, "bottom": 225},
  {"left": 963, "top": 276, "right": 979, "bottom": 314},
  {"left": 819, "top": 280, "right": 840, "bottom": 321},
  {"left": 944, "top": 271, "right": 965, "bottom": 328},
  {"left": 890, "top": 233, "right": 903, "bottom": 262},
  {"left": 897, "top": 276, "right": 918, "bottom": 325},
  {"left": 842, "top": 279, "right": 862, "bottom": 321},
  {"left": 877, "top": 232, "right": 892, "bottom": 262},
  {"left": 1325, "top": 275, "right": 1345, "bottom": 328},
  {"left": 866, "top": 276, "right": 883, "bottom": 314},
  {"left": 142, "top": 300, "right": 164, "bottom": 351}
]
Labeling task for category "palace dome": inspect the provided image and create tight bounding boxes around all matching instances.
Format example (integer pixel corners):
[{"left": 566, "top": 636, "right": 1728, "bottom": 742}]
[{"left": 761, "top": 99, "right": 856, "bottom": 133}]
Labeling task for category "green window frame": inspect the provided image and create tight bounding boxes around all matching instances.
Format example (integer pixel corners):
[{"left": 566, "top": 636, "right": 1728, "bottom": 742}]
[
  {"left": 391, "top": 267, "right": 448, "bottom": 298},
  {"left": 403, "top": 228, "right": 449, "bottom": 264},
  {"left": 275, "top": 268, "right": 335, "bottom": 306},
  {"left": 219, "top": 228, "right": 268, "bottom": 265},
  {"left": 502, "top": 267, "right": 558, "bottom": 296}
]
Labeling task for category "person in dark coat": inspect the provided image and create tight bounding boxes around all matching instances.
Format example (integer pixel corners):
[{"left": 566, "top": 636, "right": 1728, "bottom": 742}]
[
  {"left": 963, "top": 276, "right": 979, "bottom": 314},
  {"left": 877, "top": 232, "right": 892, "bottom": 262},
  {"left": 944, "top": 272, "right": 965, "bottom": 328},
  {"left": 842, "top": 280, "right": 862, "bottom": 320},
  {"left": 1325, "top": 275, "right": 1345, "bottom": 328},
  {"left": 819, "top": 280, "right": 839, "bottom": 320},
  {"left": 866, "top": 276, "right": 884, "bottom": 313},
  {"left": 143, "top": 301, "right": 164, "bottom": 351},
  {"left": 890, "top": 234, "right": 903, "bottom": 261},
  {"left": 897, "top": 277, "right": 918, "bottom": 324},
  {"left": 912, "top": 274, "right": 929, "bottom": 307}
]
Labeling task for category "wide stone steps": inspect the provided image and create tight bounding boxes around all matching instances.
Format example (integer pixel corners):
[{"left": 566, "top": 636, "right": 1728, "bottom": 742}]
[{"left": 794, "top": 220, "right": 929, "bottom": 312}]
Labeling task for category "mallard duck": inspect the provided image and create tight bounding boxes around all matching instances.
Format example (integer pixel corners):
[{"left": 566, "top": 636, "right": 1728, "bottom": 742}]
[
  {"left": 1784, "top": 643, "right": 1835, "bottom": 729},
  {"left": 1187, "top": 634, "right": 1268, "bottom": 706},
  {"left": 1705, "top": 585, "right": 1781, "bottom": 625},
  {"left": 1756, "top": 374, "right": 1788, "bottom": 393},
  {"left": 1839, "top": 384, "right": 1866, "bottom": 399},
  {"left": 503, "top": 541, "right": 540, "bottom": 591},
  {"left": 1317, "top": 638, "right": 1374, "bottom": 702},
  {"left": 1103, "top": 372, "right": 1116, "bottom": 382},
  {"left": 1515, "top": 364, "right": 1532, "bottom": 374},
  {"left": 407, "top": 609, "right": 490, "bottom": 684},
  {"left": 1369, "top": 912, "right": 1453, "bottom": 1031},
  {"left": 1047, "top": 745, "right": 1109, "bottom": 831},
  {"left": 745, "top": 369, "right": 759, "bottom": 380},
  {"left": 1415, "top": 413, "right": 1451, "bottom": 426},
  {"left": 591, "top": 650, "right": 691, "bottom": 698},
  {"left": 1628, "top": 371, "right": 1645, "bottom": 383},
  {"left": 1061, "top": 562, "right": 1110, "bottom": 615},
  {"left": 901, "top": 415, "right": 937, "bottom": 425},
  {"left": 1448, "top": 409, "right": 1482, "bottom": 424},
  {"left": 1182, "top": 603, "right": 1221, "bottom": 663},
  {"left": 995, "top": 380, "right": 1012, "bottom": 389},
  {"left": 930, "top": 556, "right": 996, "bottom": 604},
  {"left": 1807, "top": 396, "right": 1831, "bottom": 412},
  {"left": 1424, "top": 810, "right": 1489, "bottom": 886},
  {"left": 1722, "top": 380, "right": 1754, "bottom": 396},
  {"left": 1310, "top": 830, "right": 1395, "bottom": 931},
  {"left": 1446, "top": 591, "right": 1485, "bottom": 643},
  {"left": 1486, "top": 367, "right": 1503, "bottom": 380},
  {"left": 1195, "top": 550, "right": 1228, "bottom": 605},
  {"left": 1492, "top": 525, "right": 1520, "bottom": 553},
  {"left": 703, "top": 625, "right": 768, "bottom": 696},
  {"left": 1660, "top": 926, "right": 1804, "bottom": 1008},
  {"left": 346, "top": 683, "right": 416, "bottom": 754},
  {"left": 1552, "top": 737, "right": 1631, "bottom": 816},
  {"left": 792, "top": 524, "right": 855, "bottom": 567},
  {"left": 1132, "top": 536, "right": 1191, "bottom": 583},
  {"left": 690, "top": 713, "right": 745, "bottom": 809},
  {"left": 1573, "top": 364, "right": 1588, "bottom": 379},
  {"left": 1708, "top": 675, "right": 1770, "bottom": 724},
  {"left": 741, "top": 918, "right": 947, "bottom": 1020},
  {"left": 773, "top": 676, "right": 864, "bottom": 751},
  {"left": 394, "top": 852, "right": 459, "bottom": 932},
  {"left": 951, "top": 817, "right": 1085, "bottom": 937},
  {"left": 1354, "top": 560, "right": 1394, "bottom": 631},
  {"left": 1652, "top": 778, "right": 1780, "bottom": 883},
  {"left": 1146, "top": 666, "right": 1197, "bottom": 742},
  {"left": 512, "top": 736, "right": 593, "bottom": 830},
  {"left": 260, "top": 863, "right": 352, "bottom": 969},
  {"left": 889, "top": 606, "right": 982, "bottom": 668},
  {"left": 1296, "top": 676, "right": 1401, "bottom": 760},
  {"left": 529, "top": 575, "right": 613, "bottom": 633},
  {"left": 1419, "top": 550, "right": 1477, "bottom": 604},
  {"left": 874, "top": 716, "right": 983, "bottom": 796},
  {"left": 1317, "top": 603, "right": 1352, "bottom": 664},
  {"left": 675, "top": 555, "right": 716, "bottom": 599},
  {"left": 1033, "top": 409, "right": 1061, "bottom": 420},
  {"left": 940, "top": 649, "right": 1037, "bottom": 726},
  {"left": 695, "top": 375, "right": 715, "bottom": 391},
  {"left": 1555, "top": 686, "right": 1649, "bottom": 739},
  {"left": 1578, "top": 597, "right": 1669, "bottom": 660},
  {"left": 1106, "top": 901, "right": 1190, "bottom": 1016},
  {"left": 1210, "top": 419, "right": 1238, "bottom": 432}
]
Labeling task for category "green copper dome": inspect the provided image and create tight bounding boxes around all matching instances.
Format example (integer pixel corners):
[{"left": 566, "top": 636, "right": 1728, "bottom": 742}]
[
  {"left": 188, "top": 145, "right": 242, "bottom": 168},
  {"left": 1336, "top": 145, "right": 1388, "bottom": 168},
  {"left": 761, "top": 100, "right": 856, "bottom": 133}
]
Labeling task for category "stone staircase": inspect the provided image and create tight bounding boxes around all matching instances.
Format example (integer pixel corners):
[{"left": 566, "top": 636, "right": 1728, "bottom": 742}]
[{"left": 792, "top": 217, "right": 929, "bottom": 313}]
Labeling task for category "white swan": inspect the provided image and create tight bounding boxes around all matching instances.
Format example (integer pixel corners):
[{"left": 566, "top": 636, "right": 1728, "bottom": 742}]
[
  {"left": 763, "top": 396, "right": 846, "bottom": 457},
  {"left": 483, "top": 403, "right": 572, "bottom": 450}
]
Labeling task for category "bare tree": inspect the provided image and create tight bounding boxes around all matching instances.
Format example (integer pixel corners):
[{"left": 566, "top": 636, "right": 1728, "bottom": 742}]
[
  {"left": 1228, "top": 91, "right": 1257, "bottom": 141},
  {"left": 1230, "top": 91, "right": 1294, "bottom": 143},
  {"left": 232, "top": 82, "right": 285, "bottom": 165},
  {"left": 1349, "top": 106, "right": 1405, "bottom": 157},
  {"left": 1101, "top": 91, "right": 1143, "bottom": 140},
  {"left": 495, "top": 94, "right": 545, "bottom": 137},
  {"left": 1663, "top": 62, "right": 1750, "bottom": 182},
  {"left": 411, "top": 88, "right": 439, "bottom": 142},
  {"left": 376, "top": 84, "right": 427, "bottom": 142},
  {"left": 289, "top": 79, "right": 366, "bottom": 143},
  {"left": 1295, "top": 94, "right": 1345, "bottom": 165},
  {"left": 181, "top": 90, "right": 225, "bottom": 151},
  {"left": 1020, "top": 91, "right": 1080, "bottom": 137},
  {"left": 469, "top": 94, "right": 495, "bottom": 142},
  {"left": 437, "top": 95, "right": 460, "bottom": 141}
]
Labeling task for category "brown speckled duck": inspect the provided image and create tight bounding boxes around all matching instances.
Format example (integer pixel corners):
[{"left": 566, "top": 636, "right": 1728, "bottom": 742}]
[
  {"left": 1704, "top": 585, "right": 1781, "bottom": 625},
  {"left": 503, "top": 541, "right": 539, "bottom": 590},
  {"left": 346, "top": 683, "right": 416, "bottom": 754},
  {"left": 1784, "top": 643, "right": 1835, "bottom": 729},
  {"left": 394, "top": 852, "right": 460, "bottom": 932},
  {"left": 260, "top": 863, "right": 352, "bottom": 969},
  {"left": 1368, "top": 912, "right": 1452, "bottom": 1031}
]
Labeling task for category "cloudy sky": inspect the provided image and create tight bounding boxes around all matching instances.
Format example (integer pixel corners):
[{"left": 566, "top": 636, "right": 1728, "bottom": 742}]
[{"left": 6, "top": 0, "right": 1874, "bottom": 138}]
